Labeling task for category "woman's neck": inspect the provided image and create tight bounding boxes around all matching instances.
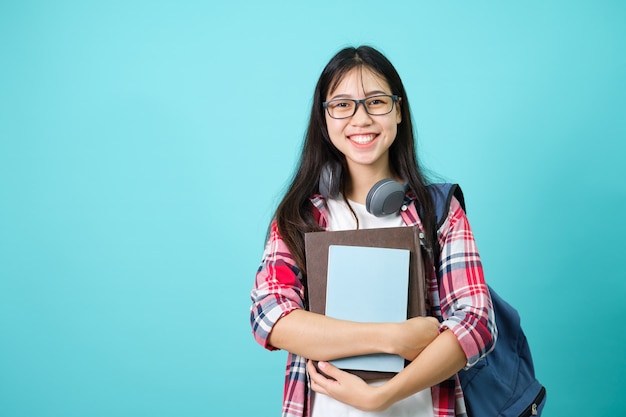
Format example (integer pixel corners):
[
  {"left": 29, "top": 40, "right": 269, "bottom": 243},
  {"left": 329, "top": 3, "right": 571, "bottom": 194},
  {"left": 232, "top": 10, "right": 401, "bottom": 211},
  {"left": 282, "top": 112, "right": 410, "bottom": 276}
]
[{"left": 343, "top": 163, "right": 395, "bottom": 204}]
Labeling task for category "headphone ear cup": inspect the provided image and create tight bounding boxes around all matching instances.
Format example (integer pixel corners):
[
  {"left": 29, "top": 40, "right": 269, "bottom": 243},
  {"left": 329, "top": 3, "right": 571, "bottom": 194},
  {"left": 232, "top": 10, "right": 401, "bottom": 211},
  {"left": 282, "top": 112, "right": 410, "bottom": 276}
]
[
  {"left": 366, "top": 179, "right": 407, "bottom": 217},
  {"left": 319, "top": 162, "right": 342, "bottom": 199}
]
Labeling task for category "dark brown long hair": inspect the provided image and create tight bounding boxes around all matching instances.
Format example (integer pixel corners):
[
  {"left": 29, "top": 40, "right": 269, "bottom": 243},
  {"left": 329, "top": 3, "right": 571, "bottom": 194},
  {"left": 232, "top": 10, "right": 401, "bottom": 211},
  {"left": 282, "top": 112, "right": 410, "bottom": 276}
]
[{"left": 273, "top": 45, "right": 436, "bottom": 276}]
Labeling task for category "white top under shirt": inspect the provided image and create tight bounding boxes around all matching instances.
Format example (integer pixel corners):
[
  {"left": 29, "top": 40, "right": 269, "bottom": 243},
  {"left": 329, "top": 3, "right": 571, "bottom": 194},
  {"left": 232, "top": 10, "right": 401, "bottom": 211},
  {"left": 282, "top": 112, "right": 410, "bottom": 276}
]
[{"left": 311, "top": 196, "right": 434, "bottom": 417}]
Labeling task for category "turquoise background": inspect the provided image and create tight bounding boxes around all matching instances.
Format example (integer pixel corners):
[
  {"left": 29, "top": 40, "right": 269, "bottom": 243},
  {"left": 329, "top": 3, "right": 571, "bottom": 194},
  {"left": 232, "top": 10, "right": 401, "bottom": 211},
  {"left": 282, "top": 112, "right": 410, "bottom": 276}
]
[{"left": 1, "top": 1, "right": 625, "bottom": 416}]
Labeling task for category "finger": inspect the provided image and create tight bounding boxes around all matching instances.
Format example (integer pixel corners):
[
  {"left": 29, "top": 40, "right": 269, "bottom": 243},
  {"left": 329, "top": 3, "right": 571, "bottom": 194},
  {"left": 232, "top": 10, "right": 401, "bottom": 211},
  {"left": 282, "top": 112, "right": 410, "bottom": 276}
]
[
  {"left": 309, "top": 376, "right": 330, "bottom": 395},
  {"left": 307, "top": 361, "right": 330, "bottom": 395},
  {"left": 307, "top": 360, "right": 323, "bottom": 379},
  {"left": 427, "top": 316, "right": 440, "bottom": 325},
  {"left": 316, "top": 361, "right": 342, "bottom": 381},
  {"left": 307, "top": 360, "right": 332, "bottom": 384}
]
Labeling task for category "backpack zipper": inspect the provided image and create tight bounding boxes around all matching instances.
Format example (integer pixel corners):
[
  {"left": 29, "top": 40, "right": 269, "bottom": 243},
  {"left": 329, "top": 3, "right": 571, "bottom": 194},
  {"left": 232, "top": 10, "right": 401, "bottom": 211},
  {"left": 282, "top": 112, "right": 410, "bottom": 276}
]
[{"left": 520, "top": 386, "right": 546, "bottom": 416}]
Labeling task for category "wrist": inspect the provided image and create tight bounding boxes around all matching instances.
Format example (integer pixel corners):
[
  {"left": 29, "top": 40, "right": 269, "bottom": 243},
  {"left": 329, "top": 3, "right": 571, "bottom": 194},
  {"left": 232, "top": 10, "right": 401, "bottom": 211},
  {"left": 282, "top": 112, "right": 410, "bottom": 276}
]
[
  {"left": 375, "top": 322, "right": 401, "bottom": 355},
  {"left": 367, "top": 384, "right": 394, "bottom": 412}
]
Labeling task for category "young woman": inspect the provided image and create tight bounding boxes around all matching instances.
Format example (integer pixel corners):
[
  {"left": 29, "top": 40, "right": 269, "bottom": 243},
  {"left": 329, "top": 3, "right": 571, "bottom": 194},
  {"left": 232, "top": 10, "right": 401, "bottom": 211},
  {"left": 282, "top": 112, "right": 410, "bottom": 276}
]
[{"left": 250, "top": 45, "right": 496, "bottom": 417}]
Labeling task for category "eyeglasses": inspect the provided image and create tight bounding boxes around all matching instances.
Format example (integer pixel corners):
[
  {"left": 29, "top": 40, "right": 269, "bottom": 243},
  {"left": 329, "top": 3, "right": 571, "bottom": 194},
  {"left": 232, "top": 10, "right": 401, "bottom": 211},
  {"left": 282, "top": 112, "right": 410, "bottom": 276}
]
[{"left": 323, "top": 94, "right": 399, "bottom": 119}]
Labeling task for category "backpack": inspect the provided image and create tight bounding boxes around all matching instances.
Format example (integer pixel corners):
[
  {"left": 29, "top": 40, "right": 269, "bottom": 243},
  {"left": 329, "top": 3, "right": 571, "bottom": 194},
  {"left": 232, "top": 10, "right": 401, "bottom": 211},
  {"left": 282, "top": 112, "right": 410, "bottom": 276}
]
[{"left": 427, "top": 183, "right": 547, "bottom": 417}]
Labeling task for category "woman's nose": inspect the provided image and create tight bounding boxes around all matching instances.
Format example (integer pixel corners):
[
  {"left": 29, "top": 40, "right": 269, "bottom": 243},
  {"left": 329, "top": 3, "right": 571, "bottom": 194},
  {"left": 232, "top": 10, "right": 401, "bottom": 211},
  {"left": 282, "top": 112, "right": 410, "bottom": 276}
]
[{"left": 350, "top": 102, "right": 373, "bottom": 125}]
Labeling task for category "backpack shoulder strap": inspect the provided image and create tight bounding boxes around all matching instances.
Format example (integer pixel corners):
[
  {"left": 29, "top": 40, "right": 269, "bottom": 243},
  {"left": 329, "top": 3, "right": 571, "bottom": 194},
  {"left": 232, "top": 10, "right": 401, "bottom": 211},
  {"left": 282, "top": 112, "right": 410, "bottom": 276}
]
[
  {"left": 426, "top": 183, "right": 466, "bottom": 229},
  {"left": 425, "top": 183, "right": 466, "bottom": 269}
]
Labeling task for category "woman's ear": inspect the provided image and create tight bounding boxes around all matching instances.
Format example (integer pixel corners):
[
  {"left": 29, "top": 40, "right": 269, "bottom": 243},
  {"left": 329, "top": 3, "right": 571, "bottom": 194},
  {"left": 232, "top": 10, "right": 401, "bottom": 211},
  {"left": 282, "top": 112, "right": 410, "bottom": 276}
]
[{"left": 396, "top": 97, "right": 402, "bottom": 124}]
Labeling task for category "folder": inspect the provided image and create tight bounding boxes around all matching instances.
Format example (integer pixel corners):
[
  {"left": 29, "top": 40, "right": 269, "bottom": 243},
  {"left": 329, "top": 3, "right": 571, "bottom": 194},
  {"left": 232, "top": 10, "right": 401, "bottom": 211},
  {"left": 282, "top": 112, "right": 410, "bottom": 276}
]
[{"left": 304, "top": 226, "right": 426, "bottom": 380}]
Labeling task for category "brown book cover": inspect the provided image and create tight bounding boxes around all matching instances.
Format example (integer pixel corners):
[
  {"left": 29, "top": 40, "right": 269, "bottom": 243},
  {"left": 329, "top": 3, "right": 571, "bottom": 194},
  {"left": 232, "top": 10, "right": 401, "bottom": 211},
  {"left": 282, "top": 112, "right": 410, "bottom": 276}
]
[{"left": 304, "top": 226, "right": 426, "bottom": 380}]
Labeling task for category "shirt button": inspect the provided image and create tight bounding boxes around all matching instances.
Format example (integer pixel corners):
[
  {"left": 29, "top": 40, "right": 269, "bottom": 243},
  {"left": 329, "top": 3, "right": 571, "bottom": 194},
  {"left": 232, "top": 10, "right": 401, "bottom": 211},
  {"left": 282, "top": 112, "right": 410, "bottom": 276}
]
[{"left": 401, "top": 205, "right": 408, "bottom": 211}]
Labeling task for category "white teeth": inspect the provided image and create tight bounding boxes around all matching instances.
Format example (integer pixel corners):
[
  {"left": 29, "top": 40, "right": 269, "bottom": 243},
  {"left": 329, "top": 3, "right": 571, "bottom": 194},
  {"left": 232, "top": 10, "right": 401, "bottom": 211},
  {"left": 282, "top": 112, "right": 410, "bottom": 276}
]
[{"left": 350, "top": 134, "right": 376, "bottom": 144}]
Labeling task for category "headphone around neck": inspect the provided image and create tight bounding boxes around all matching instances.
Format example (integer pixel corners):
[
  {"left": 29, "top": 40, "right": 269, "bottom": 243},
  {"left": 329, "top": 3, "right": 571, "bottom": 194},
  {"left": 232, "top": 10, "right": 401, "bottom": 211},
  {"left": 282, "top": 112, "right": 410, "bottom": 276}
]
[{"left": 319, "top": 162, "right": 408, "bottom": 217}]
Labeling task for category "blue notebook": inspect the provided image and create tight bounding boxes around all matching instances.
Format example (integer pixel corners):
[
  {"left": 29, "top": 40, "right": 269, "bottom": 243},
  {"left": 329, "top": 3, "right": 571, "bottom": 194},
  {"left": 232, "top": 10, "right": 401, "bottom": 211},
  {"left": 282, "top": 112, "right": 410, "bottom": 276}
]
[{"left": 325, "top": 245, "right": 410, "bottom": 373}]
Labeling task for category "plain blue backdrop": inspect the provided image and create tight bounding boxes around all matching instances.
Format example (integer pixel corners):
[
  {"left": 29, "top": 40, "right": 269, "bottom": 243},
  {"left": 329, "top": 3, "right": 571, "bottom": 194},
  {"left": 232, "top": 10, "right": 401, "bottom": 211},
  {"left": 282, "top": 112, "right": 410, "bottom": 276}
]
[{"left": 1, "top": 1, "right": 625, "bottom": 416}]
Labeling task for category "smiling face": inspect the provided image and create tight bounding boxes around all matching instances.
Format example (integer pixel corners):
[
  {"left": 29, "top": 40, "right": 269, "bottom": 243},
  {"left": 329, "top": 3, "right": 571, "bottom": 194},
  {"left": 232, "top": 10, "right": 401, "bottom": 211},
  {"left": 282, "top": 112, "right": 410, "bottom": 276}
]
[{"left": 325, "top": 67, "right": 402, "bottom": 178}]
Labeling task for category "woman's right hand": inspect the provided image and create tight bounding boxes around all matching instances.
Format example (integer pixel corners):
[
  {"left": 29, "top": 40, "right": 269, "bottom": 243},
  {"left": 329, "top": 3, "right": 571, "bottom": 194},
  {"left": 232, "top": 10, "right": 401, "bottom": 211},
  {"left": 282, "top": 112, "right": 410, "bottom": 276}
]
[{"left": 390, "top": 316, "right": 440, "bottom": 361}]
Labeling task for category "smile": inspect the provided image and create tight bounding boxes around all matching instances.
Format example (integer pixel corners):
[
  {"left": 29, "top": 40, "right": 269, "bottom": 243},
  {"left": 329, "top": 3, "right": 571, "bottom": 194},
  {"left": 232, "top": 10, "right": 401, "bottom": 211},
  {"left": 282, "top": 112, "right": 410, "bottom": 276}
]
[{"left": 348, "top": 134, "right": 377, "bottom": 145}]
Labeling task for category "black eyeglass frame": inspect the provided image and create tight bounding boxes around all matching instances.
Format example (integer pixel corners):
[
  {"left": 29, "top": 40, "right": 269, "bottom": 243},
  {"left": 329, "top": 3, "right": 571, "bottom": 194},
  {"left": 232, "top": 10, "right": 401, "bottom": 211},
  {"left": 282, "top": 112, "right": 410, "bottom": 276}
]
[{"left": 322, "top": 94, "right": 400, "bottom": 119}]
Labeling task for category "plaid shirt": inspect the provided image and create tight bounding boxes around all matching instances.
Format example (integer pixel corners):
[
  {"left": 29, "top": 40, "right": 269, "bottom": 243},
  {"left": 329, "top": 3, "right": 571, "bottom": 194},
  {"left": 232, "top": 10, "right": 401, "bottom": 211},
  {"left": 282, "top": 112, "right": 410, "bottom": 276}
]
[{"left": 250, "top": 193, "right": 496, "bottom": 417}]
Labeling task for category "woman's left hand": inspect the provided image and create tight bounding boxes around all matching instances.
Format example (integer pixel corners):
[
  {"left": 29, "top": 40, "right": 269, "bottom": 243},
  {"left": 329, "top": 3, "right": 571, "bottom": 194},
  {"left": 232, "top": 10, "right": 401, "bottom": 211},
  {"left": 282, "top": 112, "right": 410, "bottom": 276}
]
[{"left": 306, "top": 360, "right": 389, "bottom": 412}]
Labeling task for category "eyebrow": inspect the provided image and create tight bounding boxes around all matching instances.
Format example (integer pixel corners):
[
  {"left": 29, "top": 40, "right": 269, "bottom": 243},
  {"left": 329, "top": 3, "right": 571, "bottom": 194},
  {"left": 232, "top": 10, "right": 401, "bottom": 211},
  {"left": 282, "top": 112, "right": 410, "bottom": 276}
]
[{"left": 328, "top": 90, "right": 391, "bottom": 100}]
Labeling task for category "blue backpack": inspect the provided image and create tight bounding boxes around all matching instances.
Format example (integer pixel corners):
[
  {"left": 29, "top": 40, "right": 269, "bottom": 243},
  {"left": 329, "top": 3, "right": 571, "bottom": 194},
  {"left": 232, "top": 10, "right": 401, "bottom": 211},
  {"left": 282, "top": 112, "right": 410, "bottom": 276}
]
[{"left": 427, "top": 183, "right": 547, "bottom": 417}]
